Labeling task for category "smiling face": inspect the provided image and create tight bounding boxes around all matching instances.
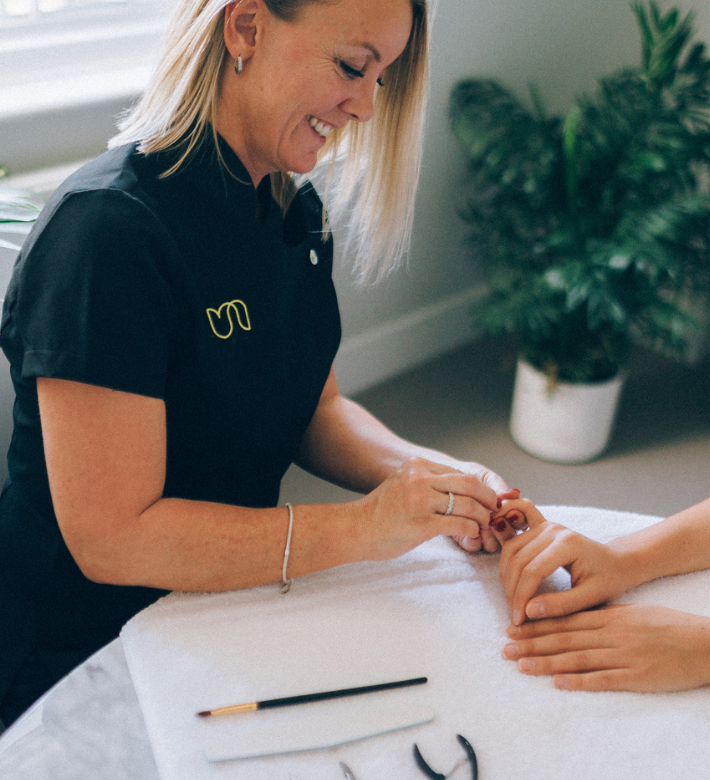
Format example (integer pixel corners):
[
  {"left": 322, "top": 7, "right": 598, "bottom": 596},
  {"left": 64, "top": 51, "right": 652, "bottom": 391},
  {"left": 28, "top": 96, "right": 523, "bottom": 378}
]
[{"left": 216, "top": 0, "right": 414, "bottom": 186}]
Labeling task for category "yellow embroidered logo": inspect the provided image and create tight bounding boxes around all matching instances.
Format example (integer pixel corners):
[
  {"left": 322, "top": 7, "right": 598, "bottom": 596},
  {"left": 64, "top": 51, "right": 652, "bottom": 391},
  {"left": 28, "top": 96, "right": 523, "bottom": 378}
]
[{"left": 206, "top": 299, "right": 252, "bottom": 339}]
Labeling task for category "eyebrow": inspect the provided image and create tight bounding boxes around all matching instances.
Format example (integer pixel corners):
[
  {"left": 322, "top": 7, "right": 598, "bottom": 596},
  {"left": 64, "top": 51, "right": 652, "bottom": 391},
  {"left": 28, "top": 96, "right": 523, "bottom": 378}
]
[{"left": 361, "top": 43, "right": 382, "bottom": 63}]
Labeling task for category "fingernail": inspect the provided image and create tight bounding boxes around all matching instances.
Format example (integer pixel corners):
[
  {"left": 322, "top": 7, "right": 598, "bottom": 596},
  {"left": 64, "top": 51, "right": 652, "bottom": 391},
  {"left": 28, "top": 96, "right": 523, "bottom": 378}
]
[
  {"left": 518, "top": 658, "right": 536, "bottom": 672},
  {"left": 493, "top": 519, "right": 507, "bottom": 533},
  {"left": 511, "top": 488, "right": 521, "bottom": 494},
  {"left": 506, "top": 624, "right": 521, "bottom": 637},
  {"left": 554, "top": 676, "right": 572, "bottom": 690},
  {"left": 513, "top": 609, "right": 523, "bottom": 625},
  {"left": 496, "top": 498, "right": 502, "bottom": 509},
  {"left": 527, "top": 602, "right": 545, "bottom": 619},
  {"left": 502, "top": 643, "right": 519, "bottom": 659}
]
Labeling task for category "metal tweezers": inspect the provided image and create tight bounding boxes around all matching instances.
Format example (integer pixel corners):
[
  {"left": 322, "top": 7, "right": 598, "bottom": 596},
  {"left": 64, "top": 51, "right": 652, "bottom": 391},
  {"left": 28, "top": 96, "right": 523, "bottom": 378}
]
[
  {"left": 339, "top": 734, "right": 478, "bottom": 780},
  {"left": 413, "top": 734, "right": 478, "bottom": 780}
]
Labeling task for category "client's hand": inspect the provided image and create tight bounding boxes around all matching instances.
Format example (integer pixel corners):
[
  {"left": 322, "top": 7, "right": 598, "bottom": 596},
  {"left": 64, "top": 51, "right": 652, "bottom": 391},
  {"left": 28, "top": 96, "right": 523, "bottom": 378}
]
[
  {"left": 450, "top": 469, "right": 521, "bottom": 553},
  {"left": 502, "top": 603, "right": 710, "bottom": 692},
  {"left": 497, "top": 500, "right": 630, "bottom": 625}
]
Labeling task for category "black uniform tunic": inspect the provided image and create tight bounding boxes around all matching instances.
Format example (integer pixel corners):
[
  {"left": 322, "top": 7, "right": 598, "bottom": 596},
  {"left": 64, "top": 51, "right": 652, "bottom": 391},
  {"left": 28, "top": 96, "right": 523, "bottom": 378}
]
[{"left": 0, "top": 135, "right": 341, "bottom": 722}]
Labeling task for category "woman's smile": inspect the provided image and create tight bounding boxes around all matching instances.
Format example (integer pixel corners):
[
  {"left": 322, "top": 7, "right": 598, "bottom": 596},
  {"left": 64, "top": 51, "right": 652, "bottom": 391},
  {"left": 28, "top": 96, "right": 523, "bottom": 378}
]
[{"left": 307, "top": 116, "right": 334, "bottom": 139}]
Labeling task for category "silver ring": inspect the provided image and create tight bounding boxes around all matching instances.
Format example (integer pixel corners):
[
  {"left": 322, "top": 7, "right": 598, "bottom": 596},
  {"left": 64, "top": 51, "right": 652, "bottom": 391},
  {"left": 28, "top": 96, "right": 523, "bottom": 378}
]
[{"left": 445, "top": 492, "right": 455, "bottom": 516}]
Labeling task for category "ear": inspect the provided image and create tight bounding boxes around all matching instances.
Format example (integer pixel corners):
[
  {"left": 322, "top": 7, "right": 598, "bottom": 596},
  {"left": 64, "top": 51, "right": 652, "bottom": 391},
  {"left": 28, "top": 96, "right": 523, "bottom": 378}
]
[{"left": 223, "top": 0, "right": 263, "bottom": 62}]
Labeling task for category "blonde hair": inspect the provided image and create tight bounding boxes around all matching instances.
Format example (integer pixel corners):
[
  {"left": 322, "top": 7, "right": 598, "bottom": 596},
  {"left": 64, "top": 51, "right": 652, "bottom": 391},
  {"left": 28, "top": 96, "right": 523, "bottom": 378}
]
[{"left": 110, "top": 0, "right": 429, "bottom": 281}]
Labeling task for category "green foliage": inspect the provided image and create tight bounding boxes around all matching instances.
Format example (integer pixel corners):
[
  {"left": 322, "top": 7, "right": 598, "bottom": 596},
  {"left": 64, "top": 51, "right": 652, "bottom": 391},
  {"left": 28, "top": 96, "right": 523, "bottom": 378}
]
[
  {"left": 0, "top": 167, "right": 43, "bottom": 252},
  {"left": 450, "top": 1, "right": 710, "bottom": 383},
  {"left": 0, "top": 168, "right": 43, "bottom": 224}
]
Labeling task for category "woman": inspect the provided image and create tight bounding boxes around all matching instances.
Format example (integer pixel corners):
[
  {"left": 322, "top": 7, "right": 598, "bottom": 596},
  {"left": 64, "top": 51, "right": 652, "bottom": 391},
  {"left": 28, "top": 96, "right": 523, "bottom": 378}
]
[
  {"left": 0, "top": 0, "right": 516, "bottom": 727},
  {"left": 495, "top": 497, "right": 710, "bottom": 693}
]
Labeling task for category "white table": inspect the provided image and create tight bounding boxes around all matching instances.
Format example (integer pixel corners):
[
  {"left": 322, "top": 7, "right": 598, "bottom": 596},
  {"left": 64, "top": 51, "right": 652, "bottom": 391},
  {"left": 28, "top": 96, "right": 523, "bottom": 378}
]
[
  {"left": 2, "top": 506, "right": 710, "bottom": 780},
  {"left": 0, "top": 638, "right": 158, "bottom": 780}
]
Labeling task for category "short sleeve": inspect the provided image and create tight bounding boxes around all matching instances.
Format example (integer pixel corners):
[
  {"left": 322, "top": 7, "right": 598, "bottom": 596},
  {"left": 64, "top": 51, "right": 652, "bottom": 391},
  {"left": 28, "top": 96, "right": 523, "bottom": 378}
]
[{"left": 12, "top": 188, "right": 176, "bottom": 399}]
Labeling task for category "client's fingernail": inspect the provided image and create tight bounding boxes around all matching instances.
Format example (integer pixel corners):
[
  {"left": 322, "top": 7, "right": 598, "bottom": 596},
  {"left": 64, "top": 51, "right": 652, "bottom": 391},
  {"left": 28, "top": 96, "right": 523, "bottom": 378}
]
[
  {"left": 527, "top": 602, "right": 545, "bottom": 619},
  {"left": 493, "top": 519, "right": 507, "bottom": 533},
  {"left": 502, "top": 643, "right": 519, "bottom": 660},
  {"left": 518, "top": 658, "right": 536, "bottom": 672},
  {"left": 497, "top": 498, "right": 502, "bottom": 509}
]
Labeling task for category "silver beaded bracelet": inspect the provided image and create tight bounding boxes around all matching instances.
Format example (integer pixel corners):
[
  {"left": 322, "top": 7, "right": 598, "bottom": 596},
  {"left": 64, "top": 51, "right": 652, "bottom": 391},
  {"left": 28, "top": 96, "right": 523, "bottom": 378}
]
[{"left": 280, "top": 503, "right": 294, "bottom": 594}]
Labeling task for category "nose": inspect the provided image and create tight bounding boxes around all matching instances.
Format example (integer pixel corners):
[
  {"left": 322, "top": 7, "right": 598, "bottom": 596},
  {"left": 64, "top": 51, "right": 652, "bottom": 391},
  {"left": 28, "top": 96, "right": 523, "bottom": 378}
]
[{"left": 342, "top": 81, "right": 376, "bottom": 124}]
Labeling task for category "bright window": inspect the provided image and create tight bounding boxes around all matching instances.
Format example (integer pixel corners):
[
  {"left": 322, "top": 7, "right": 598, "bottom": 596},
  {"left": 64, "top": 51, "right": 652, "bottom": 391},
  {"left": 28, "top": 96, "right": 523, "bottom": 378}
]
[
  {"left": 0, "top": 0, "right": 175, "bottom": 111},
  {"left": 1, "top": 0, "right": 123, "bottom": 20}
]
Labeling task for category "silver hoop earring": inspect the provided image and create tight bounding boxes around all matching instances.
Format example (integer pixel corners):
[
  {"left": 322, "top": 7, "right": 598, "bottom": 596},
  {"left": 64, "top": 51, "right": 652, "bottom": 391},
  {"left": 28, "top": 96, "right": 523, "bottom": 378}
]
[{"left": 235, "top": 55, "right": 243, "bottom": 75}]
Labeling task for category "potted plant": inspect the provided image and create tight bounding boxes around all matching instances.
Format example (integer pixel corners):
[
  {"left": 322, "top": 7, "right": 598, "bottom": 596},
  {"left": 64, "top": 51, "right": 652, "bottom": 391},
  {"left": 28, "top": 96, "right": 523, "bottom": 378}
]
[{"left": 449, "top": 1, "right": 710, "bottom": 463}]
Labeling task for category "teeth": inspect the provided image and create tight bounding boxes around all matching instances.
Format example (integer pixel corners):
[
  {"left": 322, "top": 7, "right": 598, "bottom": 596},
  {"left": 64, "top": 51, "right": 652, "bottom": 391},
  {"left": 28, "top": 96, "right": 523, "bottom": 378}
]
[{"left": 308, "top": 116, "right": 333, "bottom": 138}]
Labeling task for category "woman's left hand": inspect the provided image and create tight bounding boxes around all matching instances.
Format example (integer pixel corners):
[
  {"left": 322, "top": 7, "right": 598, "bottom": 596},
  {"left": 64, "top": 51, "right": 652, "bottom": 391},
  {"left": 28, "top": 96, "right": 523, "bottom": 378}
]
[
  {"left": 503, "top": 603, "right": 710, "bottom": 692},
  {"left": 450, "top": 464, "right": 520, "bottom": 552},
  {"left": 296, "top": 374, "right": 519, "bottom": 553}
]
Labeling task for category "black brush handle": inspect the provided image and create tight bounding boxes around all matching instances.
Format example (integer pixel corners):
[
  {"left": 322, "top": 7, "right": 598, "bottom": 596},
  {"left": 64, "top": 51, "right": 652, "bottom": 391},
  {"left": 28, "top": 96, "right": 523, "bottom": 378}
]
[{"left": 258, "top": 676, "right": 428, "bottom": 709}]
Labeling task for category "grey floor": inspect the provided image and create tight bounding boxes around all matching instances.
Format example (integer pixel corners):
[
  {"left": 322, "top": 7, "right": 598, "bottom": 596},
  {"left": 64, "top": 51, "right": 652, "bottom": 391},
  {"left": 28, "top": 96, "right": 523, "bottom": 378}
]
[{"left": 281, "top": 337, "right": 710, "bottom": 520}]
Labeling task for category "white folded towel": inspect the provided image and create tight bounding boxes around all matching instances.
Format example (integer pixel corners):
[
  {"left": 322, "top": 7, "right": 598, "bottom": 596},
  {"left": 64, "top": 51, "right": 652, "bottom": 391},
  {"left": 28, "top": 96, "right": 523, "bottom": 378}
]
[{"left": 121, "top": 506, "right": 710, "bottom": 780}]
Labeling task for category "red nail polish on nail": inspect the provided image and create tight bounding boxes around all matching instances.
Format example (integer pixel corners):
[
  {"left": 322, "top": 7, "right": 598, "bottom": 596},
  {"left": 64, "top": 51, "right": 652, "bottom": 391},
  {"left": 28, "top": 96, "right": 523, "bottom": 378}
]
[
  {"left": 496, "top": 498, "right": 502, "bottom": 509},
  {"left": 493, "top": 519, "right": 507, "bottom": 533}
]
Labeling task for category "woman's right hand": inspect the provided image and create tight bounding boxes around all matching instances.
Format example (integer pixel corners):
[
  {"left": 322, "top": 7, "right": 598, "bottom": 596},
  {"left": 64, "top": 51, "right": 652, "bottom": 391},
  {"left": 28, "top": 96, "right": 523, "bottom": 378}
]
[
  {"left": 498, "top": 500, "right": 631, "bottom": 625},
  {"left": 351, "top": 457, "right": 502, "bottom": 562}
]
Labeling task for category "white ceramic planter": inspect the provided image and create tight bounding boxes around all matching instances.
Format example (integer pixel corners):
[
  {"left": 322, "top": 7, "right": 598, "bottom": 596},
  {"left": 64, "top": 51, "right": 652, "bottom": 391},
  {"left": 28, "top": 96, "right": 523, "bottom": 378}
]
[{"left": 510, "top": 359, "right": 624, "bottom": 464}]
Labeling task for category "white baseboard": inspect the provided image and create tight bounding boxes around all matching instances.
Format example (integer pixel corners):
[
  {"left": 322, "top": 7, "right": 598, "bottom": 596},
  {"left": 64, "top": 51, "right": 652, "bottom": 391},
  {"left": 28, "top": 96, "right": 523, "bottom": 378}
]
[{"left": 335, "top": 286, "right": 485, "bottom": 396}]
